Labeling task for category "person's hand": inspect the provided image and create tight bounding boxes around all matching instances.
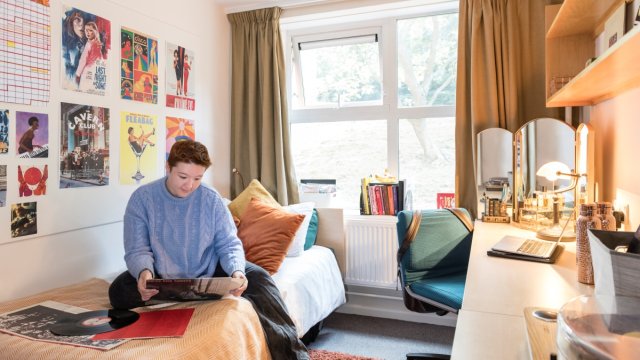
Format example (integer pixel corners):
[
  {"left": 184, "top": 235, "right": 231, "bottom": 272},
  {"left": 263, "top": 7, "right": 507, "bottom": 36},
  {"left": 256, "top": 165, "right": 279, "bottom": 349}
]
[
  {"left": 229, "top": 271, "right": 247, "bottom": 297},
  {"left": 137, "top": 269, "right": 159, "bottom": 301}
]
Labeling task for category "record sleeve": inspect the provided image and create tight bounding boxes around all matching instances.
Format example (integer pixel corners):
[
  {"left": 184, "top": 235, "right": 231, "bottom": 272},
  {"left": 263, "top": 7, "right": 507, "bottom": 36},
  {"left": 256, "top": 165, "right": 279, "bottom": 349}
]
[{"left": 146, "top": 277, "right": 244, "bottom": 301}]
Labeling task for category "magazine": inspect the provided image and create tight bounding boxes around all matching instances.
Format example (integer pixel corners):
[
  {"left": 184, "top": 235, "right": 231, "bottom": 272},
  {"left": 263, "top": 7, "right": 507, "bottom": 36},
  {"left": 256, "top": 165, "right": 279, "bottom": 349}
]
[
  {"left": 0, "top": 301, "right": 127, "bottom": 351},
  {"left": 146, "top": 277, "right": 244, "bottom": 301}
]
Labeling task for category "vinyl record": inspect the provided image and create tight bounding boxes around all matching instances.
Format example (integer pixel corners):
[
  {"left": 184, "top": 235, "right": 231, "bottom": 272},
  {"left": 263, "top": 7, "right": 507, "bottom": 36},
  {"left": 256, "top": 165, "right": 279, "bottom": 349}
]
[{"left": 49, "top": 309, "right": 139, "bottom": 336}]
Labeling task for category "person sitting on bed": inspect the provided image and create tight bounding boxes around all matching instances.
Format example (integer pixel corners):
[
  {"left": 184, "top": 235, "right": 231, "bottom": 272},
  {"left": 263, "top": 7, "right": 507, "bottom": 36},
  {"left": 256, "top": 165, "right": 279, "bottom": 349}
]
[{"left": 108, "top": 140, "right": 309, "bottom": 360}]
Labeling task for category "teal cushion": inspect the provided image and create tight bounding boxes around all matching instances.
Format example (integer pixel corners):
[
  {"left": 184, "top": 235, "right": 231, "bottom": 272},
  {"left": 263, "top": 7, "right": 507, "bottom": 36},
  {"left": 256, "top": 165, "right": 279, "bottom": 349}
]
[
  {"left": 303, "top": 209, "right": 319, "bottom": 250},
  {"left": 409, "top": 272, "right": 467, "bottom": 311}
]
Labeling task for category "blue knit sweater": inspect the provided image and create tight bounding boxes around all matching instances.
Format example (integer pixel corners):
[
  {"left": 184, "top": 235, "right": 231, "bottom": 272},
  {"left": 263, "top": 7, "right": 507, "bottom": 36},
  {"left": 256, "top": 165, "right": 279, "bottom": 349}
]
[{"left": 123, "top": 178, "right": 246, "bottom": 280}]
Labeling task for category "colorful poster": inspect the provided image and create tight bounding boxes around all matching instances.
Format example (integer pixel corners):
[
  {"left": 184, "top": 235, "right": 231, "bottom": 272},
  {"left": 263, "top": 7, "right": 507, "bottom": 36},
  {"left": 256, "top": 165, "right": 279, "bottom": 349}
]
[
  {"left": 0, "top": 165, "right": 6, "bottom": 207},
  {"left": 166, "top": 43, "right": 195, "bottom": 110},
  {"left": 0, "top": 109, "right": 9, "bottom": 153},
  {"left": 11, "top": 202, "right": 37, "bottom": 238},
  {"left": 165, "top": 116, "right": 194, "bottom": 159},
  {"left": 16, "top": 111, "right": 48, "bottom": 158},
  {"left": 121, "top": 27, "right": 158, "bottom": 103},
  {"left": 0, "top": 0, "right": 51, "bottom": 106},
  {"left": 59, "top": 103, "right": 109, "bottom": 188},
  {"left": 120, "top": 112, "right": 157, "bottom": 185},
  {"left": 18, "top": 164, "right": 47, "bottom": 197},
  {"left": 61, "top": 7, "right": 110, "bottom": 95}
]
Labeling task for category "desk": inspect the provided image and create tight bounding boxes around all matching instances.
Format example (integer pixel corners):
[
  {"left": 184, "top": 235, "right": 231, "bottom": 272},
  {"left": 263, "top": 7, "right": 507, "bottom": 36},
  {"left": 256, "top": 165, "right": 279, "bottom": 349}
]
[{"left": 451, "top": 221, "right": 594, "bottom": 359}]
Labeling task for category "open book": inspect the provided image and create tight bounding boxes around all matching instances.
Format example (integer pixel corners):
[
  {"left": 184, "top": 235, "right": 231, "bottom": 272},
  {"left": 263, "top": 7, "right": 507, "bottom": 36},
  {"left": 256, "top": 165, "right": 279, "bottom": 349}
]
[{"left": 146, "top": 277, "right": 244, "bottom": 301}]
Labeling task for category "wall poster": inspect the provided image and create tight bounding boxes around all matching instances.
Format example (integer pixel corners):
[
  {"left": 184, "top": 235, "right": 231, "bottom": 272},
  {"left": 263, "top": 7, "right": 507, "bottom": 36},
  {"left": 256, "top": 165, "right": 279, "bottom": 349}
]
[
  {"left": 0, "top": 0, "right": 51, "bottom": 106},
  {"left": 121, "top": 27, "right": 158, "bottom": 104},
  {"left": 0, "top": 165, "right": 6, "bottom": 207},
  {"left": 166, "top": 42, "right": 195, "bottom": 110},
  {"left": 0, "top": 109, "right": 9, "bottom": 153},
  {"left": 11, "top": 201, "right": 37, "bottom": 238},
  {"left": 16, "top": 111, "right": 48, "bottom": 158},
  {"left": 18, "top": 164, "right": 48, "bottom": 197},
  {"left": 165, "top": 116, "right": 194, "bottom": 159},
  {"left": 61, "top": 6, "right": 111, "bottom": 95},
  {"left": 60, "top": 103, "right": 109, "bottom": 188},
  {"left": 120, "top": 112, "right": 157, "bottom": 185}
]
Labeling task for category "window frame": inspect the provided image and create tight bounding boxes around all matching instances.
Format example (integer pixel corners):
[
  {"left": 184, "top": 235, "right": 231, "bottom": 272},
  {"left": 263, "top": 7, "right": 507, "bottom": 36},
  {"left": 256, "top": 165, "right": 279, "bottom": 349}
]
[{"left": 283, "top": 2, "right": 459, "bottom": 208}]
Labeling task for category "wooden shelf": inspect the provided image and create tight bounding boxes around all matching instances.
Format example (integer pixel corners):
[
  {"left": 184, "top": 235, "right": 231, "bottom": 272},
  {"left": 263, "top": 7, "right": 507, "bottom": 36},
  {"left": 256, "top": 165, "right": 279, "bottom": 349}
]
[
  {"left": 545, "top": 0, "right": 640, "bottom": 107},
  {"left": 547, "top": 0, "right": 624, "bottom": 38},
  {"left": 547, "top": 26, "right": 640, "bottom": 107}
]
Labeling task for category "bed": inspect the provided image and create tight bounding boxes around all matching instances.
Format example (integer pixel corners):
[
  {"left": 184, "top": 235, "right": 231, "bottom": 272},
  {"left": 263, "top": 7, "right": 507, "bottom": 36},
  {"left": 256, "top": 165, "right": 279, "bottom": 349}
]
[{"left": 0, "top": 209, "right": 346, "bottom": 359}]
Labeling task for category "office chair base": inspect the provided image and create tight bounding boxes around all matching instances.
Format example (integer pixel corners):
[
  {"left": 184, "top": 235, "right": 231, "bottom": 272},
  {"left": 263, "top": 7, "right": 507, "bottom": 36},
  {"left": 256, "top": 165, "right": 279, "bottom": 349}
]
[{"left": 407, "top": 353, "right": 450, "bottom": 360}]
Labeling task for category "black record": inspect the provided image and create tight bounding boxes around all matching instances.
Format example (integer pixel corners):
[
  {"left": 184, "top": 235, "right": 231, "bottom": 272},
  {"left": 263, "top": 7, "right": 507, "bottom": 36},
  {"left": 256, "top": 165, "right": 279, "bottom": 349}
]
[{"left": 49, "top": 309, "right": 139, "bottom": 336}]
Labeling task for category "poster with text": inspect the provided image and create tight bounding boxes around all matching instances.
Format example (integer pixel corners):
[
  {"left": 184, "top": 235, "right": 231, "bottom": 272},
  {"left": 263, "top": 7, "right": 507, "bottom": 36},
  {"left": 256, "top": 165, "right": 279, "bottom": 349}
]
[
  {"left": 18, "top": 164, "right": 48, "bottom": 197},
  {"left": 16, "top": 111, "right": 48, "bottom": 158},
  {"left": 165, "top": 116, "right": 194, "bottom": 159},
  {"left": 121, "top": 27, "right": 158, "bottom": 103},
  {"left": 120, "top": 112, "right": 157, "bottom": 185},
  {"left": 60, "top": 103, "right": 110, "bottom": 188},
  {"left": 166, "top": 43, "right": 195, "bottom": 110},
  {"left": 61, "top": 7, "right": 111, "bottom": 95},
  {"left": 11, "top": 202, "right": 37, "bottom": 238},
  {"left": 0, "top": 165, "right": 6, "bottom": 207},
  {"left": 0, "top": 109, "right": 9, "bottom": 154}
]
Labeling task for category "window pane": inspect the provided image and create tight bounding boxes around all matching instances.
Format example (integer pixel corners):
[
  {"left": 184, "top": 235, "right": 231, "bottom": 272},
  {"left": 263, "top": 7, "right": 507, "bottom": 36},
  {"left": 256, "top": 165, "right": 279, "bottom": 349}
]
[
  {"left": 291, "top": 120, "right": 387, "bottom": 209},
  {"left": 297, "top": 40, "right": 382, "bottom": 108},
  {"left": 399, "top": 117, "right": 455, "bottom": 209},
  {"left": 397, "top": 13, "right": 458, "bottom": 107}
]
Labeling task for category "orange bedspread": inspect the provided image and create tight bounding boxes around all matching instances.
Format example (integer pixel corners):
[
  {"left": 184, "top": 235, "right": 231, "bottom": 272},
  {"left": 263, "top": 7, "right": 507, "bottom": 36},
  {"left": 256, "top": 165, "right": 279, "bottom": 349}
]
[{"left": 0, "top": 278, "right": 270, "bottom": 360}]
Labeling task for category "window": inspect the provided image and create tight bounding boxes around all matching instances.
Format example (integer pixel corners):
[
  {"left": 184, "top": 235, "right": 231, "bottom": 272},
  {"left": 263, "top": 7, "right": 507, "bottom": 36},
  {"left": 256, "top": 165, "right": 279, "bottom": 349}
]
[{"left": 285, "top": 4, "right": 459, "bottom": 212}]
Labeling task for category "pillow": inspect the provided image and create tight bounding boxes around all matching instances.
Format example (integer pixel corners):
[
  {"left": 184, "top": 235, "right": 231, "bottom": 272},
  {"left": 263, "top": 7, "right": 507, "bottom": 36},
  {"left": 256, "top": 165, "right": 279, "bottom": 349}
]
[
  {"left": 228, "top": 179, "right": 281, "bottom": 218},
  {"left": 304, "top": 209, "right": 319, "bottom": 251},
  {"left": 282, "top": 202, "right": 315, "bottom": 257},
  {"left": 237, "top": 198, "right": 304, "bottom": 274}
]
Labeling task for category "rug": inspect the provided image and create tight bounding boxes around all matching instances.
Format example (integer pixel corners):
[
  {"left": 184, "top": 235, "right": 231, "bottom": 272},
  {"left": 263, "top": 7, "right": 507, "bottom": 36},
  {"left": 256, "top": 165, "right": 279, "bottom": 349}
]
[{"left": 309, "top": 349, "right": 379, "bottom": 360}]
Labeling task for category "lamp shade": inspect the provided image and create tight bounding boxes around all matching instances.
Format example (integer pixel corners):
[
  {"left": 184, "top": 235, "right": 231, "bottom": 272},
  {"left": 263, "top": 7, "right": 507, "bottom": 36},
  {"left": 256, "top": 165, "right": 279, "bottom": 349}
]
[{"left": 536, "top": 161, "right": 571, "bottom": 182}]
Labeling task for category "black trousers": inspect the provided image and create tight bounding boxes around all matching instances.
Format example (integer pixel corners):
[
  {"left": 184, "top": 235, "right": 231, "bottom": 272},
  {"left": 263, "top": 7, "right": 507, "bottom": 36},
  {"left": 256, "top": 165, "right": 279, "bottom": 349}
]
[{"left": 109, "top": 262, "right": 309, "bottom": 360}]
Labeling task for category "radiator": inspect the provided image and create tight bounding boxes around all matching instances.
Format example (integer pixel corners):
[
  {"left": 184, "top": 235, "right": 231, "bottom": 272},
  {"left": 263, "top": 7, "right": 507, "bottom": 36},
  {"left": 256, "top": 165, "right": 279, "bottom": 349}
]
[{"left": 345, "top": 216, "right": 399, "bottom": 288}]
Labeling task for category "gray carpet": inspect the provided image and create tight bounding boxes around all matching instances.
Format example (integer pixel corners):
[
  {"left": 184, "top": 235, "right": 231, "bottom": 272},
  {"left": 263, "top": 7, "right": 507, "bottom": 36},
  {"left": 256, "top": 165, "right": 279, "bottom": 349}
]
[{"left": 308, "top": 312, "right": 456, "bottom": 360}]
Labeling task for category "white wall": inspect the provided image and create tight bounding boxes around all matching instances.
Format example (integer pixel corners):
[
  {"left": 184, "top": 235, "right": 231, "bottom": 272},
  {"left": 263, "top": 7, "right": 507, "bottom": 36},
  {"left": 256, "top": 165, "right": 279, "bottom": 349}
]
[{"left": 0, "top": 0, "right": 231, "bottom": 302}]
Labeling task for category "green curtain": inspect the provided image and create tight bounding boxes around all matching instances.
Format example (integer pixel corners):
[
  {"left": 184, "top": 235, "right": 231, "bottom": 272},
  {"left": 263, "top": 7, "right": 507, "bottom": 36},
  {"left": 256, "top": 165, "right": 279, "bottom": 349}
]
[
  {"left": 455, "top": 0, "right": 561, "bottom": 219},
  {"left": 227, "top": 7, "right": 299, "bottom": 204}
]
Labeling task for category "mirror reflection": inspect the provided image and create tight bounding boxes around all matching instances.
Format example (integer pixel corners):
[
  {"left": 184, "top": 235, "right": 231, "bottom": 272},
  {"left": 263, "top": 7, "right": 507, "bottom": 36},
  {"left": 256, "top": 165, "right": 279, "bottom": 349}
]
[
  {"left": 513, "top": 118, "right": 576, "bottom": 230},
  {"left": 477, "top": 128, "right": 512, "bottom": 218}
]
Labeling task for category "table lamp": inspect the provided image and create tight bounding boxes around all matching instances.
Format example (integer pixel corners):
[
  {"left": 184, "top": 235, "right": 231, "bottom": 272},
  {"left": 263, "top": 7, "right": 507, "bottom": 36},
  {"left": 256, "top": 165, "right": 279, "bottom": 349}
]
[{"left": 535, "top": 161, "right": 585, "bottom": 240}]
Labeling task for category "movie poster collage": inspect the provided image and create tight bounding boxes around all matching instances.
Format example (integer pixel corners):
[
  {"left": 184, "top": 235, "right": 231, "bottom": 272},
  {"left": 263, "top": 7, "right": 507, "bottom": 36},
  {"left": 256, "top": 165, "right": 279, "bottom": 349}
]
[{"left": 0, "top": 2, "right": 196, "bottom": 240}]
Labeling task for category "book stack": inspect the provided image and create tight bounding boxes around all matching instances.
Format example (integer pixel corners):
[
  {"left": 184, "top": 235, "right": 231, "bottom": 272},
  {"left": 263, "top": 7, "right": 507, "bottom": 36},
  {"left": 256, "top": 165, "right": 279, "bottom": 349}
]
[{"left": 360, "top": 178, "right": 405, "bottom": 215}]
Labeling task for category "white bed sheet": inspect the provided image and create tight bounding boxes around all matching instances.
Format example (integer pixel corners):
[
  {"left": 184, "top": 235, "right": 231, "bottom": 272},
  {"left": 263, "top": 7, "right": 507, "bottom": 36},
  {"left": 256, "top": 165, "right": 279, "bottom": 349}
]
[{"left": 272, "top": 245, "right": 346, "bottom": 338}]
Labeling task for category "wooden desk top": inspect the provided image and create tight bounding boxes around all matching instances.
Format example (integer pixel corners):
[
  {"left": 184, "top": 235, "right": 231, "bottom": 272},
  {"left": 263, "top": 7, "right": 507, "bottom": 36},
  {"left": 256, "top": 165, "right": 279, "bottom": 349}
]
[{"left": 451, "top": 221, "right": 594, "bottom": 359}]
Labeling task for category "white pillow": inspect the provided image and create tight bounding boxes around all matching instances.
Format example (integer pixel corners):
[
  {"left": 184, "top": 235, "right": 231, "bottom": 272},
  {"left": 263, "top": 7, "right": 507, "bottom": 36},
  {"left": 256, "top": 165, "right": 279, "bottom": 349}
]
[{"left": 283, "top": 202, "right": 315, "bottom": 257}]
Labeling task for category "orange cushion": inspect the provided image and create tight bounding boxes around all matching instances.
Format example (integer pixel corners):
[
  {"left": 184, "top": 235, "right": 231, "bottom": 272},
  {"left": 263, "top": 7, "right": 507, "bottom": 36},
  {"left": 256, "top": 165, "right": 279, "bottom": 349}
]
[
  {"left": 228, "top": 179, "right": 281, "bottom": 218},
  {"left": 237, "top": 198, "right": 304, "bottom": 274}
]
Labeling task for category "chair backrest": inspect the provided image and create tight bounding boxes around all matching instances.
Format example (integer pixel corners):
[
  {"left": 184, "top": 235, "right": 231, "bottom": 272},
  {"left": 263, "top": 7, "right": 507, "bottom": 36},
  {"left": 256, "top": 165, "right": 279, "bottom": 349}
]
[{"left": 396, "top": 209, "right": 473, "bottom": 286}]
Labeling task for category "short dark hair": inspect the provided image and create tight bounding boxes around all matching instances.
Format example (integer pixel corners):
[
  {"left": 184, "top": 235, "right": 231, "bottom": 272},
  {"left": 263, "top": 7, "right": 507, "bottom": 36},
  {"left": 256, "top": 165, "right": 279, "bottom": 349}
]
[
  {"left": 167, "top": 140, "right": 211, "bottom": 169},
  {"left": 28, "top": 116, "right": 39, "bottom": 126}
]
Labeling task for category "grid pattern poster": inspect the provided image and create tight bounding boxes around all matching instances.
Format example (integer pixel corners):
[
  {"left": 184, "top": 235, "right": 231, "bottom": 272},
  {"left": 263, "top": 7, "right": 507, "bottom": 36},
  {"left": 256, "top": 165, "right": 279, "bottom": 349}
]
[
  {"left": 120, "top": 112, "right": 157, "bottom": 185},
  {"left": 0, "top": 0, "right": 50, "bottom": 105},
  {"left": 166, "top": 42, "right": 195, "bottom": 110},
  {"left": 121, "top": 27, "right": 158, "bottom": 104},
  {"left": 16, "top": 111, "right": 48, "bottom": 158},
  {"left": 60, "top": 103, "right": 109, "bottom": 188},
  {"left": 61, "top": 6, "right": 110, "bottom": 95}
]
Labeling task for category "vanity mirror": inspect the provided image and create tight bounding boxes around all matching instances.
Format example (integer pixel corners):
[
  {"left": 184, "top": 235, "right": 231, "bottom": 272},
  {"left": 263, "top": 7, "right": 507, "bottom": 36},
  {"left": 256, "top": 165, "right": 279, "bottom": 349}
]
[
  {"left": 477, "top": 128, "right": 513, "bottom": 219},
  {"left": 513, "top": 118, "right": 576, "bottom": 237}
]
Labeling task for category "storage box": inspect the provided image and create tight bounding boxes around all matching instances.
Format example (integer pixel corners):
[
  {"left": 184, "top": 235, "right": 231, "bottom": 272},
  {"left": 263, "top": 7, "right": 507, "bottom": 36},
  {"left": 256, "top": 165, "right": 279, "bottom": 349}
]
[{"left": 587, "top": 229, "right": 640, "bottom": 297}]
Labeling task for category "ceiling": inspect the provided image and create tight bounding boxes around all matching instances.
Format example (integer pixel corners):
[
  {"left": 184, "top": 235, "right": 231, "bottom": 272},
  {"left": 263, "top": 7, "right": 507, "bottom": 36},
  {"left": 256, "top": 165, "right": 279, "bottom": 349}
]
[{"left": 214, "top": 0, "right": 334, "bottom": 13}]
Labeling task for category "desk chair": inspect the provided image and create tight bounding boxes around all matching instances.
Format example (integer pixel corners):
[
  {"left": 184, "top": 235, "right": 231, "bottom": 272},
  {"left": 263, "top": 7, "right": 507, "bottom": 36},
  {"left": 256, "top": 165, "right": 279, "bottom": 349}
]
[{"left": 396, "top": 209, "right": 474, "bottom": 360}]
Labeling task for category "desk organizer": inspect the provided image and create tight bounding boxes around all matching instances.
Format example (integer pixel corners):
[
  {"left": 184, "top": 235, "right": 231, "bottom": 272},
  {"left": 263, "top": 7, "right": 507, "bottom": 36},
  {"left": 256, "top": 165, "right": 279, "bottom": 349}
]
[{"left": 588, "top": 229, "right": 640, "bottom": 298}]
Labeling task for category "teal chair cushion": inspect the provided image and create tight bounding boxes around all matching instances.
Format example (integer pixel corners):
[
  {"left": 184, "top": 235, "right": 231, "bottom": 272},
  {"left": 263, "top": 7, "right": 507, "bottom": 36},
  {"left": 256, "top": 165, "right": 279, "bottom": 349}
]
[{"left": 409, "top": 272, "right": 467, "bottom": 311}]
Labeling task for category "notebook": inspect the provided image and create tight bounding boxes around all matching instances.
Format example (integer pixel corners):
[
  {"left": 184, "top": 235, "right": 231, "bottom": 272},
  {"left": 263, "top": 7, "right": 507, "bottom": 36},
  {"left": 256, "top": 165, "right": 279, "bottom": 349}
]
[{"left": 491, "top": 235, "right": 562, "bottom": 259}]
